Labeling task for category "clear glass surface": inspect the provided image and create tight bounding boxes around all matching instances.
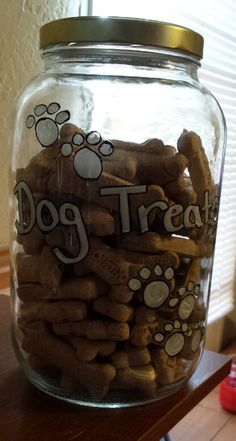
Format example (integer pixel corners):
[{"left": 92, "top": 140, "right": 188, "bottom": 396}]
[{"left": 10, "top": 44, "right": 226, "bottom": 407}]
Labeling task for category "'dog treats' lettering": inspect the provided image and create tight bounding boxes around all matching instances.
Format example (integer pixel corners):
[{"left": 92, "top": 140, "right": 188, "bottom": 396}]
[{"left": 15, "top": 181, "right": 218, "bottom": 264}]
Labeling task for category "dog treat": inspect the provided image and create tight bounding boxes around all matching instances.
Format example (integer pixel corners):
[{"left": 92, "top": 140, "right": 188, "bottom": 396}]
[
  {"left": 17, "top": 275, "right": 107, "bottom": 301},
  {"left": 134, "top": 152, "right": 188, "bottom": 185},
  {"left": 53, "top": 319, "right": 130, "bottom": 341},
  {"left": 113, "top": 137, "right": 175, "bottom": 156},
  {"left": 16, "top": 145, "right": 58, "bottom": 193},
  {"left": 22, "top": 320, "right": 116, "bottom": 399},
  {"left": 177, "top": 130, "right": 214, "bottom": 206},
  {"left": 19, "top": 299, "right": 87, "bottom": 323},
  {"left": 135, "top": 305, "right": 159, "bottom": 325},
  {"left": 116, "top": 232, "right": 204, "bottom": 257},
  {"left": 151, "top": 348, "right": 187, "bottom": 385},
  {"left": 93, "top": 297, "right": 134, "bottom": 322},
  {"left": 16, "top": 247, "right": 63, "bottom": 288},
  {"left": 46, "top": 225, "right": 80, "bottom": 257},
  {"left": 60, "top": 123, "right": 83, "bottom": 139},
  {"left": 73, "top": 262, "right": 91, "bottom": 277},
  {"left": 14, "top": 128, "right": 216, "bottom": 401},
  {"left": 108, "top": 285, "right": 135, "bottom": 304},
  {"left": 84, "top": 236, "right": 141, "bottom": 285},
  {"left": 111, "top": 346, "right": 151, "bottom": 368},
  {"left": 80, "top": 202, "right": 114, "bottom": 236},
  {"left": 117, "top": 249, "right": 179, "bottom": 269},
  {"left": 68, "top": 335, "right": 116, "bottom": 362},
  {"left": 17, "top": 225, "right": 45, "bottom": 255},
  {"left": 103, "top": 149, "right": 138, "bottom": 181},
  {"left": 130, "top": 322, "right": 160, "bottom": 346},
  {"left": 113, "top": 364, "right": 157, "bottom": 392}
]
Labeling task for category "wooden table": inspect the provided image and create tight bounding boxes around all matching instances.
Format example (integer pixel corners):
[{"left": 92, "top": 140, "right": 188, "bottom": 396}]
[{"left": 0, "top": 294, "right": 231, "bottom": 441}]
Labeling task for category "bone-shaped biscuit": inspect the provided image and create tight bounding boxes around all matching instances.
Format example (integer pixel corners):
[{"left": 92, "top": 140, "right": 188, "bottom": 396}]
[
  {"left": 134, "top": 152, "right": 188, "bottom": 186},
  {"left": 68, "top": 335, "right": 116, "bottom": 362},
  {"left": 17, "top": 225, "right": 45, "bottom": 255},
  {"left": 53, "top": 319, "right": 130, "bottom": 341},
  {"left": 111, "top": 346, "right": 151, "bottom": 368},
  {"left": 84, "top": 236, "right": 141, "bottom": 285},
  {"left": 151, "top": 348, "right": 187, "bottom": 385},
  {"left": 22, "top": 320, "right": 116, "bottom": 400},
  {"left": 112, "top": 138, "right": 175, "bottom": 156},
  {"left": 112, "top": 364, "right": 157, "bottom": 392},
  {"left": 116, "top": 232, "right": 204, "bottom": 257},
  {"left": 92, "top": 297, "right": 134, "bottom": 322},
  {"left": 177, "top": 130, "right": 214, "bottom": 206},
  {"left": 17, "top": 275, "right": 107, "bottom": 301},
  {"left": 19, "top": 299, "right": 87, "bottom": 323},
  {"left": 16, "top": 247, "right": 63, "bottom": 288}
]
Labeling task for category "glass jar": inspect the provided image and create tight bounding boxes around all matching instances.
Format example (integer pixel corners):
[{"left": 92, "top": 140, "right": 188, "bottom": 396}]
[{"left": 10, "top": 17, "right": 226, "bottom": 408}]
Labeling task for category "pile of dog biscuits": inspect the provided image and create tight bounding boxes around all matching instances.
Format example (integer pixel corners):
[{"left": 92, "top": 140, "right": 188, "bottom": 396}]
[{"left": 15, "top": 125, "right": 215, "bottom": 401}]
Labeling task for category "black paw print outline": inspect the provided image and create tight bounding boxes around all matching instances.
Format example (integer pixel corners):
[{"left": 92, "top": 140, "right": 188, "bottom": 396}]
[
  {"left": 153, "top": 319, "right": 205, "bottom": 357},
  {"left": 26, "top": 102, "right": 70, "bottom": 147},
  {"left": 60, "top": 130, "right": 114, "bottom": 180},
  {"left": 128, "top": 263, "right": 175, "bottom": 309},
  {"left": 166, "top": 281, "right": 201, "bottom": 321}
]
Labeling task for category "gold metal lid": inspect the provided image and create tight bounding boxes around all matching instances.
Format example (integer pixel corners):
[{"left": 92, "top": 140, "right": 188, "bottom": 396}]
[{"left": 40, "top": 16, "right": 204, "bottom": 58}]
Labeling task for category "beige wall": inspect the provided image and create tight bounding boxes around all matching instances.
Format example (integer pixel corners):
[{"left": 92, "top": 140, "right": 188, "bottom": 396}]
[{"left": 0, "top": 0, "right": 80, "bottom": 248}]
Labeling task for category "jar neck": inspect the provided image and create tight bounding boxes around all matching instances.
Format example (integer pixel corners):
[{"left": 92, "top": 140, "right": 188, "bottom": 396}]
[{"left": 42, "top": 44, "right": 200, "bottom": 82}]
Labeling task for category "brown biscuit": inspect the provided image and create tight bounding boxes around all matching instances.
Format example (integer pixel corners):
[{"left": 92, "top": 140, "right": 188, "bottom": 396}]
[
  {"left": 116, "top": 232, "right": 204, "bottom": 257},
  {"left": 151, "top": 348, "right": 188, "bottom": 385},
  {"left": 177, "top": 130, "right": 214, "bottom": 206},
  {"left": 135, "top": 305, "right": 159, "bottom": 325},
  {"left": 68, "top": 336, "right": 116, "bottom": 362},
  {"left": 108, "top": 285, "right": 134, "bottom": 304},
  {"left": 17, "top": 275, "right": 107, "bottom": 302},
  {"left": 22, "top": 320, "right": 116, "bottom": 400},
  {"left": 117, "top": 249, "right": 179, "bottom": 269},
  {"left": 130, "top": 184, "right": 168, "bottom": 228},
  {"left": 134, "top": 152, "right": 188, "bottom": 186},
  {"left": 53, "top": 319, "right": 130, "bottom": 341},
  {"left": 28, "top": 354, "right": 61, "bottom": 377},
  {"left": 92, "top": 297, "right": 134, "bottom": 322},
  {"left": 130, "top": 322, "right": 160, "bottom": 346},
  {"left": 46, "top": 225, "right": 80, "bottom": 257},
  {"left": 113, "top": 364, "right": 157, "bottom": 392},
  {"left": 164, "top": 175, "right": 186, "bottom": 195},
  {"left": 103, "top": 149, "right": 138, "bottom": 181},
  {"left": 80, "top": 202, "right": 114, "bottom": 236},
  {"left": 73, "top": 262, "right": 91, "bottom": 277},
  {"left": 112, "top": 138, "right": 175, "bottom": 156},
  {"left": 17, "top": 225, "right": 45, "bottom": 255},
  {"left": 84, "top": 236, "right": 141, "bottom": 285},
  {"left": 16, "top": 144, "right": 59, "bottom": 193},
  {"left": 111, "top": 346, "right": 151, "bottom": 369},
  {"left": 19, "top": 299, "right": 87, "bottom": 323},
  {"left": 59, "top": 123, "right": 83, "bottom": 139},
  {"left": 48, "top": 156, "right": 134, "bottom": 212},
  {"left": 16, "top": 246, "right": 63, "bottom": 288}
]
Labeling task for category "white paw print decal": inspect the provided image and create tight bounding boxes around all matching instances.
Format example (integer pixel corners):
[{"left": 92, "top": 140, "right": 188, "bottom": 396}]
[
  {"left": 60, "top": 130, "right": 114, "bottom": 180},
  {"left": 26, "top": 103, "right": 70, "bottom": 147},
  {"left": 128, "top": 264, "right": 174, "bottom": 309},
  {"left": 153, "top": 320, "right": 204, "bottom": 357},
  {"left": 168, "top": 281, "right": 201, "bottom": 321}
]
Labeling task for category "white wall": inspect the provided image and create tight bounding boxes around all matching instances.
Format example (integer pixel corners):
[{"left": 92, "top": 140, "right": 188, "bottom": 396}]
[{"left": 0, "top": 0, "right": 80, "bottom": 248}]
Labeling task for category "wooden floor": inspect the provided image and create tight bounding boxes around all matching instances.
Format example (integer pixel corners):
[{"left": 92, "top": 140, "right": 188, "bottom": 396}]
[{"left": 169, "top": 341, "right": 236, "bottom": 441}]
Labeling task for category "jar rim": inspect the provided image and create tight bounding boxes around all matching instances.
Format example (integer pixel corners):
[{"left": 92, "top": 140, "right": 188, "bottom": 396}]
[{"left": 40, "top": 16, "right": 204, "bottom": 59}]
